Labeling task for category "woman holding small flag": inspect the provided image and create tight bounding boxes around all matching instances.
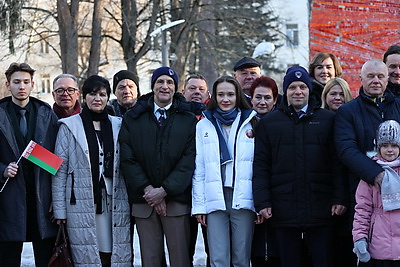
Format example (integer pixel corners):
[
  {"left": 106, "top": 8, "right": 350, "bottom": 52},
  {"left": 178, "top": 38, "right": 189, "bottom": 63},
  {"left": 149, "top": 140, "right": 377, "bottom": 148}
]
[{"left": 52, "top": 75, "right": 131, "bottom": 267}]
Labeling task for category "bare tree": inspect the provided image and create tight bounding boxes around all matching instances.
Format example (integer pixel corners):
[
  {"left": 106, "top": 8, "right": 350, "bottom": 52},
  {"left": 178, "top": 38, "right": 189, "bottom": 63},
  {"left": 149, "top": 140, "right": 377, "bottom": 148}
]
[
  {"left": 197, "top": 0, "right": 217, "bottom": 87},
  {"left": 57, "top": 0, "right": 79, "bottom": 76},
  {"left": 87, "top": 0, "right": 105, "bottom": 76}
]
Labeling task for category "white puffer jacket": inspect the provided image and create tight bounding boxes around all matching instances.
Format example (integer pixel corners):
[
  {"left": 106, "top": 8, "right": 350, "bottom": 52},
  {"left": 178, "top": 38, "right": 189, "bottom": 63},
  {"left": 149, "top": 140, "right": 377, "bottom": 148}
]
[
  {"left": 192, "top": 109, "right": 257, "bottom": 215},
  {"left": 52, "top": 114, "right": 131, "bottom": 267}
]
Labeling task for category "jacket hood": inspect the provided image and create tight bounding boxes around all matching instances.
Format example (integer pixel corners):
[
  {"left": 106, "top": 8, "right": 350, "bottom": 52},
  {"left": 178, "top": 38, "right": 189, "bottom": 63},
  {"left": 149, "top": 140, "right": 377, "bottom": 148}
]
[{"left": 278, "top": 89, "right": 320, "bottom": 119}]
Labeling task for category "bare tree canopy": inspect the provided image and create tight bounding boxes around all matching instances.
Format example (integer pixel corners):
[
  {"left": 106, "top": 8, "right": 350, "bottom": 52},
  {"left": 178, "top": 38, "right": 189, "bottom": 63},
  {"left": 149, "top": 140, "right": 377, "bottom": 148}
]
[{"left": 0, "top": 0, "right": 282, "bottom": 87}]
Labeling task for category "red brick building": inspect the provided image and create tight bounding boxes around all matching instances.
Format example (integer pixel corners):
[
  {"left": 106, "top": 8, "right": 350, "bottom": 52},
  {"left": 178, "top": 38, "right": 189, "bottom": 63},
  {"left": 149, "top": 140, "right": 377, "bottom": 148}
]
[{"left": 309, "top": 0, "right": 400, "bottom": 96}]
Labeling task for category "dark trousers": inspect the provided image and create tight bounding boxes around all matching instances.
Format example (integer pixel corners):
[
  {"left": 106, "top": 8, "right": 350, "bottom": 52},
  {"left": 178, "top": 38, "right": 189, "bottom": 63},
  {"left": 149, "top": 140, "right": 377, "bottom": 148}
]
[
  {"left": 0, "top": 238, "right": 54, "bottom": 267},
  {"left": 275, "top": 226, "right": 333, "bottom": 267},
  {"left": 251, "top": 222, "right": 281, "bottom": 267}
]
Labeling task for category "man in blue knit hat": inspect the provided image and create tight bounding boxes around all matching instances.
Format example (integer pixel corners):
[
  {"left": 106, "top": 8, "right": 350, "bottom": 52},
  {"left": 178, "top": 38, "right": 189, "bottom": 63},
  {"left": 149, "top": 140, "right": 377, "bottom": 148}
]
[
  {"left": 119, "top": 66, "right": 197, "bottom": 267},
  {"left": 253, "top": 65, "right": 347, "bottom": 267}
]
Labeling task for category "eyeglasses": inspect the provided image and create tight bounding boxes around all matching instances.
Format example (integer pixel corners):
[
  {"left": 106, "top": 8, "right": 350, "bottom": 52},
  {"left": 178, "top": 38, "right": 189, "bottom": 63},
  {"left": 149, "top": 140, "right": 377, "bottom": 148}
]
[{"left": 54, "top": 87, "right": 78, "bottom": 96}]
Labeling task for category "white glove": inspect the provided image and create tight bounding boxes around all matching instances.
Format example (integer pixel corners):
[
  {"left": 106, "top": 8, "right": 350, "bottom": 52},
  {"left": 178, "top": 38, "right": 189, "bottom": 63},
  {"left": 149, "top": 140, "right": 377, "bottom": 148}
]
[{"left": 353, "top": 238, "right": 371, "bottom": 263}]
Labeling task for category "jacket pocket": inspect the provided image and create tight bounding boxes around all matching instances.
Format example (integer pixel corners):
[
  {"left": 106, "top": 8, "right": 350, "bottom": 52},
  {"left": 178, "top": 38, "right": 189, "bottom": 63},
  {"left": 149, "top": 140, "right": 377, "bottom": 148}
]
[
  {"left": 309, "top": 183, "right": 332, "bottom": 219},
  {"left": 271, "top": 183, "right": 296, "bottom": 221}
]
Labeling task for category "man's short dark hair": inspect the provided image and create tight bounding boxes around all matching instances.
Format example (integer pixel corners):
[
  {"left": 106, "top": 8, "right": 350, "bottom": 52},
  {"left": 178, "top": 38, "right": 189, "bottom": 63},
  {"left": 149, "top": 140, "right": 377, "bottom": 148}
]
[
  {"left": 383, "top": 45, "right": 400, "bottom": 63},
  {"left": 5, "top": 63, "right": 35, "bottom": 82},
  {"left": 184, "top": 74, "right": 207, "bottom": 89}
]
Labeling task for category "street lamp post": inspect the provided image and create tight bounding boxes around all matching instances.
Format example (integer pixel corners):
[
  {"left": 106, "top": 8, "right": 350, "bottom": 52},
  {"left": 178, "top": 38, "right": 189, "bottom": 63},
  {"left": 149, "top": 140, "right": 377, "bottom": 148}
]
[{"left": 150, "top": 19, "right": 185, "bottom": 67}]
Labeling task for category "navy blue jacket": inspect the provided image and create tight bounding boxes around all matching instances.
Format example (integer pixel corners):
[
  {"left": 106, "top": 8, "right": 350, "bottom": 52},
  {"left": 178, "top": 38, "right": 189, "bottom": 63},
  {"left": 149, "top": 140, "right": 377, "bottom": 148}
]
[
  {"left": 253, "top": 97, "right": 346, "bottom": 228},
  {"left": 335, "top": 87, "right": 400, "bottom": 206}
]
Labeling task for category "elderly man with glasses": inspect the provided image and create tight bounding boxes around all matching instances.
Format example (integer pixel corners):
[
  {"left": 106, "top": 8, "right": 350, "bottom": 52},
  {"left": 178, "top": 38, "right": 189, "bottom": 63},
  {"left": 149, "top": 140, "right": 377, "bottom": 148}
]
[{"left": 52, "top": 74, "right": 81, "bottom": 118}]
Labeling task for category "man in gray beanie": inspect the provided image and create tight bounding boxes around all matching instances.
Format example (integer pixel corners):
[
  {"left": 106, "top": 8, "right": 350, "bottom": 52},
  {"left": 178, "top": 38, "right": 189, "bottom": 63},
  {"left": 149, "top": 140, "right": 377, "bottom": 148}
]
[{"left": 253, "top": 65, "right": 347, "bottom": 267}]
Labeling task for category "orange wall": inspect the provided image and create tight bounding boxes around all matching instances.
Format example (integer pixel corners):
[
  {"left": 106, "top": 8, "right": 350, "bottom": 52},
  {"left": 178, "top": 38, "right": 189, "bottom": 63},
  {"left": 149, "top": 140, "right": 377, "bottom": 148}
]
[{"left": 310, "top": 0, "right": 400, "bottom": 97}]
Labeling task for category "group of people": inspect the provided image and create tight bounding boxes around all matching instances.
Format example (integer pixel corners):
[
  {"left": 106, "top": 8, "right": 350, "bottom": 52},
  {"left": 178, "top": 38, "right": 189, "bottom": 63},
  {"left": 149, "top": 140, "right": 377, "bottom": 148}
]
[{"left": 0, "top": 43, "right": 399, "bottom": 267}]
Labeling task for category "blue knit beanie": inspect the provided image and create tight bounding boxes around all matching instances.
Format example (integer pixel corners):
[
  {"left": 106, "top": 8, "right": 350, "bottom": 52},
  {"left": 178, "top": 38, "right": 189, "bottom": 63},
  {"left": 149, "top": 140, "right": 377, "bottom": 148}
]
[
  {"left": 282, "top": 66, "right": 312, "bottom": 94},
  {"left": 151, "top": 66, "right": 179, "bottom": 91}
]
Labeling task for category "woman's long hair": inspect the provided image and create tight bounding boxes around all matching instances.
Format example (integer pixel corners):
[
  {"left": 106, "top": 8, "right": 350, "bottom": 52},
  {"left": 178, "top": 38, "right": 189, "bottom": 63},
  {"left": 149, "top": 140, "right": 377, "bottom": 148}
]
[
  {"left": 207, "top": 75, "right": 251, "bottom": 110},
  {"left": 321, "top": 77, "right": 353, "bottom": 110}
]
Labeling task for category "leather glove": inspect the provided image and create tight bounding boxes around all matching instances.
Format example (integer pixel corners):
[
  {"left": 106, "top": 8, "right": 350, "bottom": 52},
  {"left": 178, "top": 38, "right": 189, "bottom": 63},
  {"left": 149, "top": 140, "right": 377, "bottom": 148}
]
[{"left": 353, "top": 238, "right": 371, "bottom": 263}]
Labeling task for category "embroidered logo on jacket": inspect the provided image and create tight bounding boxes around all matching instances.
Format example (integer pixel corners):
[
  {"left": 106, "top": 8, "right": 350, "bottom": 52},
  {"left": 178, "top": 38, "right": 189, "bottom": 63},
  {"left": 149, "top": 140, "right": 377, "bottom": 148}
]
[{"left": 204, "top": 132, "right": 208, "bottom": 138}]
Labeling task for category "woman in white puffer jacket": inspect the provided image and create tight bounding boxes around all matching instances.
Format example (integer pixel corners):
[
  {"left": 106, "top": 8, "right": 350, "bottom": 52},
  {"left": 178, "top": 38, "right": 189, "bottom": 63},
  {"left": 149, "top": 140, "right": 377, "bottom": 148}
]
[{"left": 192, "top": 75, "right": 260, "bottom": 267}]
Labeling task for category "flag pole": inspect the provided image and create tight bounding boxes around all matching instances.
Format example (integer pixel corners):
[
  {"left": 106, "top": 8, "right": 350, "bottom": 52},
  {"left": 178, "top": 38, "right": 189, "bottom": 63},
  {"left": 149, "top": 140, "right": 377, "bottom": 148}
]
[{"left": 0, "top": 154, "right": 24, "bottom": 193}]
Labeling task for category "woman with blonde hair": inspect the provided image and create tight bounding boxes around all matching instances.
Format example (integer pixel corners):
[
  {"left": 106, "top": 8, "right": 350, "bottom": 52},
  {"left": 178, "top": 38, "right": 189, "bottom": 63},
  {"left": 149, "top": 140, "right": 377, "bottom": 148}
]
[{"left": 321, "top": 77, "right": 353, "bottom": 111}]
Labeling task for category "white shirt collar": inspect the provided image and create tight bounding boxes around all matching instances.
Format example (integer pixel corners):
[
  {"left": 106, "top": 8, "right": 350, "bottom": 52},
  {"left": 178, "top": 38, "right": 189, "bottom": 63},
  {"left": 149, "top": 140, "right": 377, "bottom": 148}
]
[{"left": 154, "top": 102, "right": 172, "bottom": 117}]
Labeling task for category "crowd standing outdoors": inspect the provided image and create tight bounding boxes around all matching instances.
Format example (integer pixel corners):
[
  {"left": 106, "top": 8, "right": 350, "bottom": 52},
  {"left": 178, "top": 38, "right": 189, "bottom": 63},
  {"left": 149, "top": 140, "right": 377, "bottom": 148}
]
[{"left": 1, "top": 44, "right": 400, "bottom": 267}]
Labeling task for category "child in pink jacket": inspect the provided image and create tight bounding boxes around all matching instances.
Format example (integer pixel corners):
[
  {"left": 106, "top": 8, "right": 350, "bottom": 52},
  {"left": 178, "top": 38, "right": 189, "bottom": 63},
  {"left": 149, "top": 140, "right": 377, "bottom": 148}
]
[{"left": 353, "top": 120, "right": 400, "bottom": 266}]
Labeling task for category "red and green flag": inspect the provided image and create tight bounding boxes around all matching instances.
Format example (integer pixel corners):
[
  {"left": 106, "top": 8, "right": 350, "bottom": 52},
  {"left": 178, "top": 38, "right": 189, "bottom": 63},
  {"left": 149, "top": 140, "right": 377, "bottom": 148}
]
[{"left": 21, "top": 141, "right": 63, "bottom": 175}]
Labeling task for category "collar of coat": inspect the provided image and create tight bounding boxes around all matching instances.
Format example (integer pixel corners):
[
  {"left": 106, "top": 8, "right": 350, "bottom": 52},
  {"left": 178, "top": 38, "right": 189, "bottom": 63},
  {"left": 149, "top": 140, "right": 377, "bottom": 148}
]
[
  {"left": 278, "top": 92, "right": 318, "bottom": 120},
  {"left": 125, "top": 91, "right": 195, "bottom": 119},
  {"left": 358, "top": 86, "right": 396, "bottom": 105}
]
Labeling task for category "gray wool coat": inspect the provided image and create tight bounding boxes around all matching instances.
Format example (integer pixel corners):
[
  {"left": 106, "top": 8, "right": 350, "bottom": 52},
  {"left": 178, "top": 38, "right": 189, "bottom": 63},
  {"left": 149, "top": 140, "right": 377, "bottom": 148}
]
[{"left": 52, "top": 114, "right": 131, "bottom": 267}]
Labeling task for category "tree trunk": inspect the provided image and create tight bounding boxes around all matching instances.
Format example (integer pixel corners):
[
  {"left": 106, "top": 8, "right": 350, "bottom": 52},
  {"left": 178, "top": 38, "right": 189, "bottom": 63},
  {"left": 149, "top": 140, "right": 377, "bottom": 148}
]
[
  {"left": 120, "top": 0, "right": 160, "bottom": 95},
  {"left": 56, "top": 0, "right": 79, "bottom": 76},
  {"left": 88, "top": 0, "right": 104, "bottom": 76},
  {"left": 121, "top": 0, "right": 137, "bottom": 74},
  {"left": 198, "top": 0, "right": 218, "bottom": 87},
  {"left": 169, "top": 0, "right": 199, "bottom": 92}
]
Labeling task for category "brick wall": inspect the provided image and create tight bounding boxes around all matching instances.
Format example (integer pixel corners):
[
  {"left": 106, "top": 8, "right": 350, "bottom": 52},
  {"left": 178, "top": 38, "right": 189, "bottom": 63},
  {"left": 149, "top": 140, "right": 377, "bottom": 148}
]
[{"left": 310, "top": 0, "right": 400, "bottom": 96}]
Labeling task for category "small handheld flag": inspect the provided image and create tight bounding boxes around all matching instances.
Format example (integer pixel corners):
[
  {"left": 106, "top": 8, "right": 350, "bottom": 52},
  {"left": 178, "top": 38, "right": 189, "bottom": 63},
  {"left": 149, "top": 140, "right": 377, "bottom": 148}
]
[
  {"left": 0, "top": 141, "right": 63, "bottom": 193},
  {"left": 21, "top": 141, "right": 63, "bottom": 175}
]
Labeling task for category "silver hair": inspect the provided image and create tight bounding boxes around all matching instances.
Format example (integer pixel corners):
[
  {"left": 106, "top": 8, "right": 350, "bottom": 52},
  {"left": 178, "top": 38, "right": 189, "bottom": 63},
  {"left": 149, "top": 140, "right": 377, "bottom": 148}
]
[{"left": 53, "top": 74, "right": 79, "bottom": 90}]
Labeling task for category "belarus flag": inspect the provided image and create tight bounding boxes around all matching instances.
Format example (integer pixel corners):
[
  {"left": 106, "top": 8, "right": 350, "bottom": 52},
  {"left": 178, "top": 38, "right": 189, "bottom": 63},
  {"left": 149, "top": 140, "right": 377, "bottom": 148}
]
[{"left": 22, "top": 141, "right": 63, "bottom": 175}]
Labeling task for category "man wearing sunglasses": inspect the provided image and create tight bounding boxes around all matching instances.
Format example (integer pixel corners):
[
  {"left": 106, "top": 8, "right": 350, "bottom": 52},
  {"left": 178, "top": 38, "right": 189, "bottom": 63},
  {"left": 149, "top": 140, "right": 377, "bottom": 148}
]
[{"left": 52, "top": 74, "right": 81, "bottom": 118}]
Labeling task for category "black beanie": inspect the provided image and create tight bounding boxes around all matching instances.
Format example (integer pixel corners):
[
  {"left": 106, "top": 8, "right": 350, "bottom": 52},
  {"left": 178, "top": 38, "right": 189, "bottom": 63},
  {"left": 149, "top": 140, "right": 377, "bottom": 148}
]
[
  {"left": 82, "top": 75, "right": 111, "bottom": 100},
  {"left": 112, "top": 70, "right": 139, "bottom": 94}
]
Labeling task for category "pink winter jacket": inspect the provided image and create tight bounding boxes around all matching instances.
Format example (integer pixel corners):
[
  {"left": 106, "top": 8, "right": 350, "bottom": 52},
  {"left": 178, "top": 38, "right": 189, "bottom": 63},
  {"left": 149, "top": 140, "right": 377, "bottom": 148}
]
[{"left": 352, "top": 157, "right": 400, "bottom": 260}]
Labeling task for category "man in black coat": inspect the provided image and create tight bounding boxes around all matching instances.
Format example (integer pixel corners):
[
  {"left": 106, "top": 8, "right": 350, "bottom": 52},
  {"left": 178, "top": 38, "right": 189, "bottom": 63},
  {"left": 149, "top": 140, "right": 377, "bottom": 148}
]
[
  {"left": 0, "top": 63, "right": 58, "bottom": 266},
  {"left": 253, "top": 66, "right": 346, "bottom": 267},
  {"left": 119, "top": 66, "right": 197, "bottom": 267}
]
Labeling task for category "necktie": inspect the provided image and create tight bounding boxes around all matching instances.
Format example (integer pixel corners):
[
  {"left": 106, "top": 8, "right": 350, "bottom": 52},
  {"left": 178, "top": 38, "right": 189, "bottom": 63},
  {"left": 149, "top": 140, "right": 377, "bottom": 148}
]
[
  {"left": 19, "top": 109, "right": 27, "bottom": 137},
  {"left": 158, "top": 108, "right": 166, "bottom": 127},
  {"left": 296, "top": 110, "right": 305, "bottom": 118}
]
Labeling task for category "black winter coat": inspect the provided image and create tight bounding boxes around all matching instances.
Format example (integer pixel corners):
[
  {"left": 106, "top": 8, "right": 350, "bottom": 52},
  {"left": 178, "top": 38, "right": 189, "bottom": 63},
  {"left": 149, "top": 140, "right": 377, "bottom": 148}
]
[
  {"left": 335, "top": 87, "right": 400, "bottom": 206},
  {"left": 119, "top": 92, "right": 197, "bottom": 205},
  {"left": 253, "top": 98, "right": 346, "bottom": 228},
  {"left": 0, "top": 97, "right": 58, "bottom": 241}
]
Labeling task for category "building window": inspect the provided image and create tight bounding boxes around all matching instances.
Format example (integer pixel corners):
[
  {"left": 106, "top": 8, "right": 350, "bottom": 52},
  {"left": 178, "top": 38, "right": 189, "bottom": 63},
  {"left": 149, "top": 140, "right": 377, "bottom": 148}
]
[
  {"left": 40, "top": 40, "right": 49, "bottom": 54},
  {"left": 286, "top": 24, "right": 299, "bottom": 47},
  {"left": 41, "top": 74, "right": 51, "bottom": 94}
]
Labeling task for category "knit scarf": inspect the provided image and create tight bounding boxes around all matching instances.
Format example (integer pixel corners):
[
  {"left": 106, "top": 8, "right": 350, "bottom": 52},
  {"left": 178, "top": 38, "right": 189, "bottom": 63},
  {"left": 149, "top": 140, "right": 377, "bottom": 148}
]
[
  {"left": 80, "top": 106, "right": 114, "bottom": 214},
  {"left": 212, "top": 108, "right": 238, "bottom": 165},
  {"left": 53, "top": 101, "right": 81, "bottom": 119}
]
